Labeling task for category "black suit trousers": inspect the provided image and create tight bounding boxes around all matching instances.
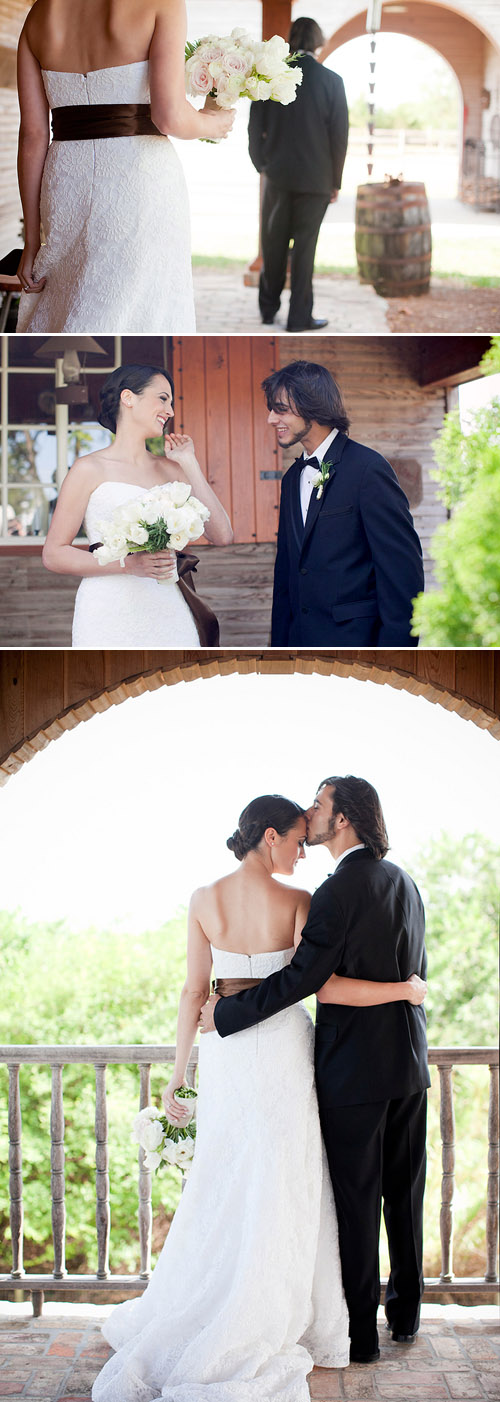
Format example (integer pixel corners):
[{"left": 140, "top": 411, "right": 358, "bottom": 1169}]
[
  {"left": 319, "top": 1090, "right": 427, "bottom": 1354},
  {"left": 259, "top": 181, "right": 330, "bottom": 328}
]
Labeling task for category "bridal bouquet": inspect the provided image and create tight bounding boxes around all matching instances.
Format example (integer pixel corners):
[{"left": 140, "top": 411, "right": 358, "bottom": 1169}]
[
  {"left": 132, "top": 1091, "right": 197, "bottom": 1177},
  {"left": 94, "top": 483, "right": 210, "bottom": 580},
  {"left": 185, "top": 29, "right": 302, "bottom": 109}
]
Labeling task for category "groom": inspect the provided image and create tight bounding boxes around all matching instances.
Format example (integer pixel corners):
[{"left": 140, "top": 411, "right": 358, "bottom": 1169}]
[
  {"left": 264, "top": 361, "right": 425, "bottom": 646},
  {"left": 200, "top": 776, "right": 430, "bottom": 1364}
]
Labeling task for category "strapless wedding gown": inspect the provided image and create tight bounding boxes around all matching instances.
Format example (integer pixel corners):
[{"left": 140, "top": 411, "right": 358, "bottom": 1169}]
[
  {"left": 17, "top": 61, "right": 196, "bottom": 333},
  {"left": 72, "top": 482, "right": 200, "bottom": 647},
  {"left": 92, "top": 947, "right": 349, "bottom": 1402}
]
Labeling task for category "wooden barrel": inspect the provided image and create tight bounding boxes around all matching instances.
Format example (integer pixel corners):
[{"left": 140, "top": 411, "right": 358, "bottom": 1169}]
[{"left": 355, "top": 180, "right": 432, "bottom": 296}]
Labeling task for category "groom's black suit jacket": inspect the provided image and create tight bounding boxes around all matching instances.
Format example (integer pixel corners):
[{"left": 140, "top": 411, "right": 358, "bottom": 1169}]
[
  {"left": 248, "top": 53, "right": 349, "bottom": 195},
  {"left": 271, "top": 433, "right": 425, "bottom": 647},
  {"left": 214, "top": 850, "right": 430, "bottom": 1107}
]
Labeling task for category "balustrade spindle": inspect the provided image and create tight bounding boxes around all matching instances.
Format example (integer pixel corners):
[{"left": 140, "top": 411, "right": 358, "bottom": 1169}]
[
  {"left": 95, "top": 1063, "right": 110, "bottom": 1279},
  {"left": 485, "top": 1064, "right": 499, "bottom": 1282},
  {"left": 138, "top": 1063, "right": 152, "bottom": 1278},
  {"left": 50, "top": 1064, "right": 66, "bottom": 1278},
  {"left": 438, "top": 1064, "right": 456, "bottom": 1282},
  {"left": 8, "top": 1064, "right": 23, "bottom": 1278}
]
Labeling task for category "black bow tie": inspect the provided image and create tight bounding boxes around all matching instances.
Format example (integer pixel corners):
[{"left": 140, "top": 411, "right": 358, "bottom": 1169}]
[{"left": 302, "top": 456, "right": 319, "bottom": 470}]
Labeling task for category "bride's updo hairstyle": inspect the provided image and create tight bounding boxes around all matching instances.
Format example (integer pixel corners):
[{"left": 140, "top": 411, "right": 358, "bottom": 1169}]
[
  {"left": 98, "top": 364, "right": 174, "bottom": 434},
  {"left": 227, "top": 795, "right": 305, "bottom": 862}
]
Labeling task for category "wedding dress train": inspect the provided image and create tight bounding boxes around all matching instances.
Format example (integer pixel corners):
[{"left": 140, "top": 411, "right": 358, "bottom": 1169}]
[
  {"left": 16, "top": 62, "right": 196, "bottom": 334},
  {"left": 91, "top": 947, "right": 349, "bottom": 1402},
  {"left": 72, "top": 482, "right": 200, "bottom": 646}
]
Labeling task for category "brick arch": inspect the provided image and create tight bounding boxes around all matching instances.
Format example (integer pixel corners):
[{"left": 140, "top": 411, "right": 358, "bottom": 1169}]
[
  {"left": 0, "top": 650, "right": 499, "bottom": 785},
  {"left": 320, "top": 1, "right": 496, "bottom": 149}
]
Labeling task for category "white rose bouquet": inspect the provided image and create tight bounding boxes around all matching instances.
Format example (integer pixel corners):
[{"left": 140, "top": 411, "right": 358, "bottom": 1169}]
[
  {"left": 94, "top": 482, "right": 210, "bottom": 583},
  {"left": 185, "top": 28, "right": 302, "bottom": 112},
  {"left": 132, "top": 1093, "right": 197, "bottom": 1177}
]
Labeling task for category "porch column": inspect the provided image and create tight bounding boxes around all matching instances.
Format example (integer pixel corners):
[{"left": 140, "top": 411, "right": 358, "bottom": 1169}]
[{"left": 244, "top": 0, "right": 293, "bottom": 287}]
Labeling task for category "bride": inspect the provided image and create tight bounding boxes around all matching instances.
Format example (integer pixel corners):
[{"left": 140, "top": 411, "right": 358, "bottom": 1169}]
[
  {"left": 42, "top": 363, "right": 233, "bottom": 647},
  {"left": 91, "top": 794, "right": 426, "bottom": 1402},
  {"left": 16, "top": 0, "right": 235, "bottom": 333}
]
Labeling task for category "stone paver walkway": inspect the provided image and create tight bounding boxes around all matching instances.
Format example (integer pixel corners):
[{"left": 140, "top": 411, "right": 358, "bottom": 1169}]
[
  {"left": 0, "top": 1303, "right": 498, "bottom": 1401},
  {"left": 193, "top": 267, "right": 389, "bottom": 334}
]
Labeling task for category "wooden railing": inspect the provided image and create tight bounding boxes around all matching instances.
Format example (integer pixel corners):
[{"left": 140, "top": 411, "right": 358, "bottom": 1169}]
[{"left": 0, "top": 1044, "right": 498, "bottom": 1315}]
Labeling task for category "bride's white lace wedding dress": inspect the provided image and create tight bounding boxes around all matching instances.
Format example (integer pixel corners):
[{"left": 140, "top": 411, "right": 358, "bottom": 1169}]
[
  {"left": 72, "top": 481, "right": 200, "bottom": 647},
  {"left": 91, "top": 946, "right": 349, "bottom": 1402},
  {"left": 16, "top": 61, "right": 196, "bottom": 334}
]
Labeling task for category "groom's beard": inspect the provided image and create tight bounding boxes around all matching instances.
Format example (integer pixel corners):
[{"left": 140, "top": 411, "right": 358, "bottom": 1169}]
[
  {"left": 277, "top": 419, "right": 312, "bottom": 449},
  {"left": 306, "top": 814, "right": 337, "bottom": 847}
]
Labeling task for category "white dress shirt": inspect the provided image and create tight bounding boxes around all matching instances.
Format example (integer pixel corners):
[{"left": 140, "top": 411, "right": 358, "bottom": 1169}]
[
  {"left": 300, "top": 427, "right": 338, "bottom": 524},
  {"left": 333, "top": 843, "right": 366, "bottom": 871}
]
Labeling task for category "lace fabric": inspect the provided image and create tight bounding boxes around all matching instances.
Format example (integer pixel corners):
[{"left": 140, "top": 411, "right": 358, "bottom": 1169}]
[
  {"left": 16, "top": 62, "right": 196, "bottom": 334},
  {"left": 92, "top": 947, "right": 349, "bottom": 1402},
  {"left": 72, "top": 482, "right": 199, "bottom": 647}
]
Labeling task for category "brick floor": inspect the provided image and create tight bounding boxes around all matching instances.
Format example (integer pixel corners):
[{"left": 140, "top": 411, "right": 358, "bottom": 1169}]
[
  {"left": 192, "top": 267, "right": 389, "bottom": 335},
  {"left": 0, "top": 1304, "right": 498, "bottom": 1400}
]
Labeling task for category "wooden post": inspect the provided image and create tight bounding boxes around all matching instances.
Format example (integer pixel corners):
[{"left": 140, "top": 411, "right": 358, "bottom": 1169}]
[
  {"left": 244, "top": 0, "right": 292, "bottom": 288},
  {"left": 95, "top": 1063, "right": 110, "bottom": 1279},
  {"left": 438, "top": 1064, "right": 455, "bottom": 1282},
  {"left": 8, "top": 1064, "right": 23, "bottom": 1277},
  {"left": 485, "top": 1063, "right": 499, "bottom": 1282},
  {"left": 50, "top": 1064, "right": 66, "bottom": 1278},
  {"left": 138, "top": 1064, "right": 152, "bottom": 1278}
]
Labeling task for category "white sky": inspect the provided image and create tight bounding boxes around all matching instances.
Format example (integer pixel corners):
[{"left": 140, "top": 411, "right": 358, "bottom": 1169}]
[{"left": 1, "top": 670, "right": 498, "bottom": 933}]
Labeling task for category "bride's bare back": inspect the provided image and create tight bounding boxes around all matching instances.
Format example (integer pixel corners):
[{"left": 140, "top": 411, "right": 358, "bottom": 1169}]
[
  {"left": 192, "top": 867, "right": 311, "bottom": 955},
  {"left": 24, "top": 0, "right": 162, "bottom": 73}
]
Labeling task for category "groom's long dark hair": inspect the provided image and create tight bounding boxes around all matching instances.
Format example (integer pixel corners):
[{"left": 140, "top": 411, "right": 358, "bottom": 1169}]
[
  {"left": 321, "top": 775, "right": 389, "bottom": 860},
  {"left": 262, "top": 362, "right": 350, "bottom": 432}
]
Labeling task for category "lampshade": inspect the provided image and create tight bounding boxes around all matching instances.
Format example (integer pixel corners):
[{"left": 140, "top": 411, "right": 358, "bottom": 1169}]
[{"left": 33, "top": 336, "right": 107, "bottom": 359}]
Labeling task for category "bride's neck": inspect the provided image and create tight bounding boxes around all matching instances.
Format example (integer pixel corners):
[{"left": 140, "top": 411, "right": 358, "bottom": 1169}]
[{"left": 112, "top": 422, "right": 151, "bottom": 468}]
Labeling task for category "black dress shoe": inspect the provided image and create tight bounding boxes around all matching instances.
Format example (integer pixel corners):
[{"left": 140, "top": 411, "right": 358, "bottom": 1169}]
[
  {"left": 349, "top": 1347, "right": 381, "bottom": 1364},
  {"left": 286, "top": 317, "right": 329, "bottom": 332},
  {"left": 385, "top": 1323, "right": 417, "bottom": 1343},
  {"left": 261, "top": 316, "right": 275, "bottom": 325}
]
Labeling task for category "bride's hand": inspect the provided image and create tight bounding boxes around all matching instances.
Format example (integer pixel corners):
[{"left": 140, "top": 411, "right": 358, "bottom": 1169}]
[
  {"left": 123, "top": 549, "right": 177, "bottom": 579},
  {"left": 203, "top": 104, "right": 236, "bottom": 140},
  {"left": 163, "top": 433, "right": 196, "bottom": 464},
  {"left": 405, "top": 973, "right": 427, "bottom": 1005},
  {"left": 17, "top": 247, "right": 46, "bottom": 294},
  {"left": 162, "top": 1077, "right": 191, "bottom": 1124}
]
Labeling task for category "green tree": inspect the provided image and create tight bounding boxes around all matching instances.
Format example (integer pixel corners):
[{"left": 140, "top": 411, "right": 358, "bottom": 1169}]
[{"left": 412, "top": 337, "right": 500, "bottom": 645}]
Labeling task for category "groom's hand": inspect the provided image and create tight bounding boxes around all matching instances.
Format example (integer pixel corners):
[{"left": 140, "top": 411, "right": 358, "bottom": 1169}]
[{"left": 199, "top": 992, "right": 221, "bottom": 1033}]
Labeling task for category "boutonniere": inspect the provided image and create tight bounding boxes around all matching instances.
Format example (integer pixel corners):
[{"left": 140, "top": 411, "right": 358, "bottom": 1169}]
[{"left": 311, "top": 459, "right": 332, "bottom": 500}]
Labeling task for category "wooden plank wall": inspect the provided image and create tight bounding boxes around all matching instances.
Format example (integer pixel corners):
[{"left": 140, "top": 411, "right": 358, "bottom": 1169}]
[
  {"left": 279, "top": 336, "right": 448, "bottom": 586},
  {"left": 1, "top": 651, "right": 499, "bottom": 778},
  {"left": 172, "top": 336, "right": 279, "bottom": 545}
]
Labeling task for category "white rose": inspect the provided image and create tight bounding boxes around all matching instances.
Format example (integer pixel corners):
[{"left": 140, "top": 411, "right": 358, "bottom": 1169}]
[
  {"left": 164, "top": 506, "right": 191, "bottom": 534},
  {"left": 168, "top": 530, "right": 189, "bottom": 551},
  {"left": 127, "top": 523, "right": 149, "bottom": 546},
  {"left": 161, "top": 1140, "right": 178, "bottom": 1164},
  {"left": 143, "top": 1149, "right": 162, "bottom": 1171},
  {"left": 167, "top": 481, "right": 192, "bottom": 509},
  {"left": 185, "top": 57, "right": 213, "bottom": 97},
  {"left": 176, "top": 1139, "right": 195, "bottom": 1163},
  {"left": 186, "top": 515, "right": 204, "bottom": 540},
  {"left": 140, "top": 500, "right": 163, "bottom": 526},
  {"left": 95, "top": 544, "right": 115, "bottom": 567},
  {"left": 115, "top": 499, "right": 143, "bottom": 526},
  {"left": 141, "top": 1119, "right": 164, "bottom": 1152},
  {"left": 188, "top": 496, "right": 210, "bottom": 521},
  {"left": 245, "top": 75, "right": 272, "bottom": 102},
  {"left": 269, "top": 72, "right": 301, "bottom": 105},
  {"left": 131, "top": 1106, "right": 162, "bottom": 1142}
]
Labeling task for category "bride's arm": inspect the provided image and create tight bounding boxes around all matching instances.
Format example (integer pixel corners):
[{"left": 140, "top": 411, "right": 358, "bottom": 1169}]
[
  {"left": 316, "top": 971, "right": 427, "bottom": 1006},
  {"left": 293, "top": 902, "right": 426, "bottom": 1006},
  {"left": 42, "top": 460, "right": 176, "bottom": 578},
  {"left": 17, "top": 27, "right": 50, "bottom": 293},
  {"left": 149, "top": 0, "right": 235, "bottom": 142},
  {"left": 162, "top": 893, "right": 212, "bottom": 1118},
  {"left": 162, "top": 435, "right": 233, "bottom": 546}
]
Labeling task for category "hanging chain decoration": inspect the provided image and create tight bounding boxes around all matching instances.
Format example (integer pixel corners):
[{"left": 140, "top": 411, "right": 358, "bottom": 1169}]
[{"left": 366, "top": 0, "right": 382, "bottom": 178}]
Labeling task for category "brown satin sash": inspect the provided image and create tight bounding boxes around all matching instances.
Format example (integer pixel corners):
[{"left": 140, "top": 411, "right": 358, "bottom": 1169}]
[
  {"left": 51, "top": 103, "right": 160, "bottom": 141},
  {"left": 213, "top": 978, "right": 262, "bottom": 996}
]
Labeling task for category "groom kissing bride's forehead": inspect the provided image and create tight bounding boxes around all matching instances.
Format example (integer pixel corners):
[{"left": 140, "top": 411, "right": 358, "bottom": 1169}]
[{"left": 262, "top": 359, "right": 425, "bottom": 649}]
